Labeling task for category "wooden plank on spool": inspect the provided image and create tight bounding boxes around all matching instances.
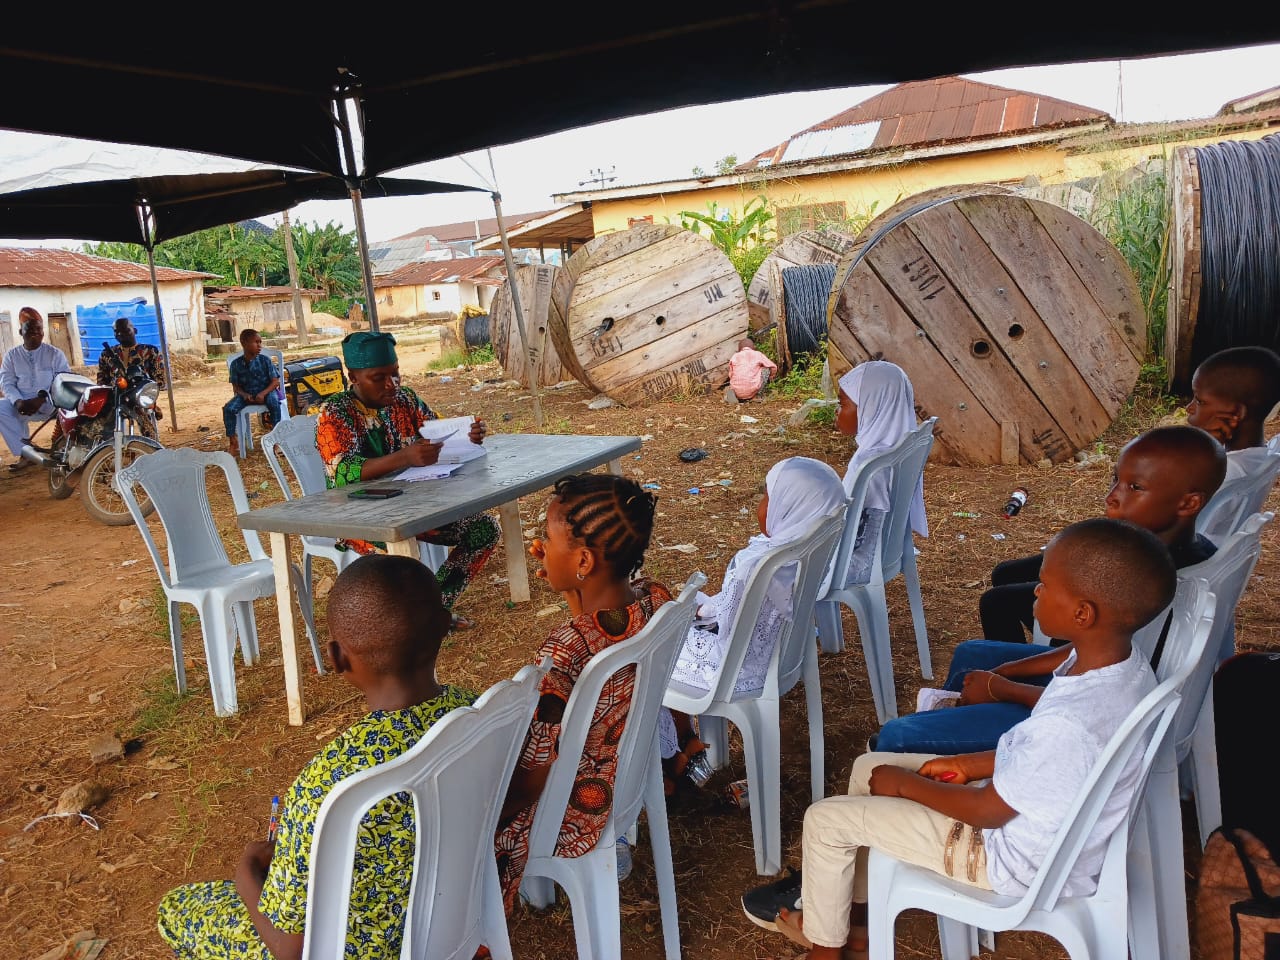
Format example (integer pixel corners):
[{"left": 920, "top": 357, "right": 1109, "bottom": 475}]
[
  {"left": 1027, "top": 200, "right": 1146, "bottom": 363},
  {"left": 555, "top": 224, "right": 748, "bottom": 404},
  {"left": 828, "top": 190, "right": 1144, "bottom": 465},
  {"left": 827, "top": 261, "right": 1003, "bottom": 467},
  {"left": 489, "top": 263, "right": 568, "bottom": 388},
  {"left": 1166, "top": 146, "right": 1202, "bottom": 392},
  {"left": 904, "top": 201, "right": 1112, "bottom": 445},
  {"left": 746, "top": 229, "right": 857, "bottom": 331},
  {"left": 957, "top": 196, "right": 1141, "bottom": 416},
  {"left": 770, "top": 260, "right": 791, "bottom": 373}
]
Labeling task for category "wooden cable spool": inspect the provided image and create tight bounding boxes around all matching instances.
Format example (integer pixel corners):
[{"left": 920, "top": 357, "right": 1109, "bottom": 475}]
[
  {"left": 746, "top": 228, "right": 858, "bottom": 332},
  {"left": 489, "top": 263, "right": 568, "bottom": 387},
  {"left": 548, "top": 223, "right": 749, "bottom": 405},
  {"left": 1165, "top": 146, "right": 1202, "bottom": 393},
  {"left": 827, "top": 189, "right": 1146, "bottom": 466}
]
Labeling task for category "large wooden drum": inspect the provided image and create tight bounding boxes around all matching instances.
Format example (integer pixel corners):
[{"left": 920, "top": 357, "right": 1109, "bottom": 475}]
[
  {"left": 746, "top": 228, "right": 857, "bottom": 332},
  {"left": 549, "top": 224, "right": 749, "bottom": 405},
  {"left": 1165, "top": 146, "right": 1202, "bottom": 393},
  {"left": 489, "top": 264, "right": 568, "bottom": 388},
  {"left": 827, "top": 190, "right": 1146, "bottom": 466}
]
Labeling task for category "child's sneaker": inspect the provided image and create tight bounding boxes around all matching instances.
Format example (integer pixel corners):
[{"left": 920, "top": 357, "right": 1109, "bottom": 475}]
[
  {"left": 615, "top": 836, "right": 633, "bottom": 882},
  {"left": 741, "top": 866, "right": 802, "bottom": 931}
]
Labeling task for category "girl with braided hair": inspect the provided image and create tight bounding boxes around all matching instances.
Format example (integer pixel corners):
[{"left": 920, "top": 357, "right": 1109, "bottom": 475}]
[{"left": 494, "top": 471, "right": 670, "bottom": 913}]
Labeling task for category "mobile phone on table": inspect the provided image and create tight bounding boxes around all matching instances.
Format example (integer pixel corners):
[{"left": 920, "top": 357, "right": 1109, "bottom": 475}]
[{"left": 348, "top": 487, "right": 404, "bottom": 500}]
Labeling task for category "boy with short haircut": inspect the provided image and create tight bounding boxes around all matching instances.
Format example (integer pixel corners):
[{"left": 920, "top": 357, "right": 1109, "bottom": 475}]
[
  {"left": 156, "top": 554, "right": 477, "bottom": 960},
  {"left": 223, "top": 328, "right": 282, "bottom": 457},
  {"left": 742, "top": 518, "right": 1177, "bottom": 959},
  {"left": 1186, "top": 345, "right": 1280, "bottom": 481},
  {"left": 875, "top": 423, "right": 1225, "bottom": 756},
  {"left": 726, "top": 336, "right": 778, "bottom": 402}
]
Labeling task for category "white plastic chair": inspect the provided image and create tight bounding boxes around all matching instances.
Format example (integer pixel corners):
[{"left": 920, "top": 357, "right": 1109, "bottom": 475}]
[
  {"left": 226, "top": 347, "right": 289, "bottom": 457},
  {"left": 663, "top": 504, "right": 847, "bottom": 876},
  {"left": 1195, "top": 450, "right": 1280, "bottom": 545},
  {"left": 261, "top": 415, "right": 448, "bottom": 642},
  {"left": 118, "top": 448, "right": 324, "bottom": 716},
  {"left": 302, "top": 661, "right": 549, "bottom": 960},
  {"left": 519, "top": 571, "right": 705, "bottom": 960},
  {"left": 816, "top": 417, "right": 937, "bottom": 724},
  {"left": 867, "top": 657, "right": 1192, "bottom": 960}
]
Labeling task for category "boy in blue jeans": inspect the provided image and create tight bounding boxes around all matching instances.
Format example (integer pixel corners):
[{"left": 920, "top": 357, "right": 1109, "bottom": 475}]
[
  {"left": 742, "top": 518, "right": 1177, "bottom": 958},
  {"left": 156, "top": 554, "right": 477, "bottom": 960},
  {"left": 224, "top": 328, "right": 282, "bottom": 457}
]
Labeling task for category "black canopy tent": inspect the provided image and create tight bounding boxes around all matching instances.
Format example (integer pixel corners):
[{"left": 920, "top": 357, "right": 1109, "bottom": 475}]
[{"left": 0, "top": 170, "right": 483, "bottom": 428}]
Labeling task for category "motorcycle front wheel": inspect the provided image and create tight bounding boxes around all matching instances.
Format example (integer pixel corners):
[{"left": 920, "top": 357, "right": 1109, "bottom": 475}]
[
  {"left": 81, "top": 440, "right": 159, "bottom": 526},
  {"left": 48, "top": 466, "right": 74, "bottom": 500}
]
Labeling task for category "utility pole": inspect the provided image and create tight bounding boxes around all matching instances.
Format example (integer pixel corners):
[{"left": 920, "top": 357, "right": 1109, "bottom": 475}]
[{"left": 280, "top": 208, "right": 310, "bottom": 346}]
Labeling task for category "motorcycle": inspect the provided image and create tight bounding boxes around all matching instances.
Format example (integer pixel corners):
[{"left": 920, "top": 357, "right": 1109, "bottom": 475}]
[{"left": 21, "top": 341, "right": 164, "bottom": 525}]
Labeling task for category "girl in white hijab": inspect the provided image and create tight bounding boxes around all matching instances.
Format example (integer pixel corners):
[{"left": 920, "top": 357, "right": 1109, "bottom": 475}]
[
  {"left": 835, "top": 360, "right": 928, "bottom": 585},
  {"left": 658, "top": 456, "right": 846, "bottom": 787}
]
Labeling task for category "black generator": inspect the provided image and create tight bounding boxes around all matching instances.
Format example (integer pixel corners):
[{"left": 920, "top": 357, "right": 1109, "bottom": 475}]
[{"left": 284, "top": 356, "right": 347, "bottom": 415}]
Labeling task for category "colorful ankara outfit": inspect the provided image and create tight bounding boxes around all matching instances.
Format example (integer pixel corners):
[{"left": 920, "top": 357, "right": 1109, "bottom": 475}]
[
  {"left": 156, "top": 685, "right": 478, "bottom": 960},
  {"left": 97, "top": 342, "right": 166, "bottom": 386},
  {"left": 495, "top": 577, "right": 672, "bottom": 912},
  {"left": 314, "top": 332, "right": 499, "bottom": 610},
  {"left": 223, "top": 351, "right": 282, "bottom": 439}
]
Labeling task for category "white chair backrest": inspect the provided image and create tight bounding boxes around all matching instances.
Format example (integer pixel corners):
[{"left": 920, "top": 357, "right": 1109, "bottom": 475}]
[
  {"left": 261, "top": 414, "right": 326, "bottom": 500},
  {"left": 832, "top": 417, "right": 936, "bottom": 589},
  {"left": 1147, "top": 577, "right": 1217, "bottom": 764},
  {"left": 701, "top": 505, "right": 846, "bottom": 702},
  {"left": 301, "top": 661, "right": 547, "bottom": 960},
  {"left": 526, "top": 572, "right": 704, "bottom": 857},
  {"left": 1269, "top": 434, "right": 1280, "bottom": 456},
  {"left": 118, "top": 447, "right": 266, "bottom": 585},
  {"left": 1195, "top": 454, "right": 1280, "bottom": 544}
]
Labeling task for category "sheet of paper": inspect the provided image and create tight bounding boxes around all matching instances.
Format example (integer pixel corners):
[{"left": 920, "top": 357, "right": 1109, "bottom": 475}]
[
  {"left": 397, "top": 463, "right": 462, "bottom": 482},
  {"left": 418, "top": 416, "right": 488, "bottom": 465},
  {"left": 419, "top": 416, "right": 472, "bottom": 442}
]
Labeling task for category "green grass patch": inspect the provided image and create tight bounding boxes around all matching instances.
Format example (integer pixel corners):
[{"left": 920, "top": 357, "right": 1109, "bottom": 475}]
[{"left": 131, "top": 672, "right": 187, "bottom": 737}]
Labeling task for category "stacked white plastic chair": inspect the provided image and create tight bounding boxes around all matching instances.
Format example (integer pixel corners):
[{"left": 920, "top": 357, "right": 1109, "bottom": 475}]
[
  {"left": 301, "top": 661, "right": 548, "bottom": 960},
  {"left": 664, "top": 504, "right": 846, "bottom": 875},
  {"left": 118, "top": 448, "right": 324, "bottom": 716},
  {"left": 520, "top": 572, "right": 704, "bottom": 959},
  {"left": 816, "top": 417, "right": 937, "bottom": 723}
]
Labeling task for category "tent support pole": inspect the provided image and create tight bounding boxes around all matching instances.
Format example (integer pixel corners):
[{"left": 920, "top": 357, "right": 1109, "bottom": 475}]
[
  {"left": 347, "top": 183, "right": 379, "bottom": 333},
  {"left": 492, "top": 190, "right": 544, "bottom": 431},
  {"left": 141, "top": 219, "right": 179, "bottom": 431}
]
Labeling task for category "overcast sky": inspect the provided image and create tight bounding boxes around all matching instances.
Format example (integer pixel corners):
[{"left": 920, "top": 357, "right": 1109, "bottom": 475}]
[{"left": 2, "top": 41, "right": 1278, "bottom": 247}]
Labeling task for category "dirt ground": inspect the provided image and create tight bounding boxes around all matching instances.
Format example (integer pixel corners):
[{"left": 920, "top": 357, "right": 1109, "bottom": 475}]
[{"left": 1, "top": 331, "right": 1276, "bottom": 960}]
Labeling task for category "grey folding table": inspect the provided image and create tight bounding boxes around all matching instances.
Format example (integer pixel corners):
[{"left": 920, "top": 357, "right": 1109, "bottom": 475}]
[{"left": 237, "top": 432, "right": 642, "bottom": 724}]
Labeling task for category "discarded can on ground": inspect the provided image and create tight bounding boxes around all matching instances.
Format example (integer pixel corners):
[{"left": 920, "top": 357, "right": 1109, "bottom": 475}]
[
  {"left": 685, "top": 749, "right": 714, "bottom": 787},
  {"left": 1002, "top": 487, "right": 1029, "bottom": 518},
  {"left": 724, "top": 778, "right": 750, "bottom": 810}
]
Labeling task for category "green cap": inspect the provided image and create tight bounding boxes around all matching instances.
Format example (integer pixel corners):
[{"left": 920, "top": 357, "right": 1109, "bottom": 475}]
[{"left": 342, "top": 331, "right": 397, "bottom": 370}]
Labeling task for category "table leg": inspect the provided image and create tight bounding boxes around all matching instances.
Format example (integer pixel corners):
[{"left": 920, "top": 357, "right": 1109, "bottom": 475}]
[
  {"left": 608, "top": 457, "right": 623, "bottom": 476},
  {"left": 497, "top": 500, "right": 531, "bottom": 603},
  {"left": 386, "top": 538, "right": 421, "bottom": 559},
  {"left": 269, "top": 532, "right": 306, "bottom": 726}
]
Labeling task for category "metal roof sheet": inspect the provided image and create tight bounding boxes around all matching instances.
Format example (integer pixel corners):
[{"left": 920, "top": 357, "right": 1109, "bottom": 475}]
[
  {"left": 0, "top": 246, "right": 216, "bottom": 288},
  {"left": 375, "top": 257, "right": 506, "bottom": 288}
]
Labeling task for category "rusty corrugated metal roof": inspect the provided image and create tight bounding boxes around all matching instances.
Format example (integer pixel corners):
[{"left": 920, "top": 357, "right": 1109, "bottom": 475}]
[
  {"left": 205, "top": 284, "right": 325, "bottom": 299},
  {"left": 739, "top": 75, "right": 1110, "bottom": 170},
  {"left": 375, "top": 256, "right": 505, "bottom": 288},
  {"left": 386, "top": 211, "right": 559, "bottom": 244},
  {"left": 0, "top": 246, "right": 216, "bottom": 288}
]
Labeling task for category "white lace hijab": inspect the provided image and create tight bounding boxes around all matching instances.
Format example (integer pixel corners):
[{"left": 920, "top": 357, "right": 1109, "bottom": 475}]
[{"left": 837, "top": 360, "right": 928, "bottom": 538}]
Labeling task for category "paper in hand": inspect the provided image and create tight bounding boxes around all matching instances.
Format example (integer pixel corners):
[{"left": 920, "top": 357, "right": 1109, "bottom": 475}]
[{"left": 417, "top": 416, "right": 487, "bottom": 465}]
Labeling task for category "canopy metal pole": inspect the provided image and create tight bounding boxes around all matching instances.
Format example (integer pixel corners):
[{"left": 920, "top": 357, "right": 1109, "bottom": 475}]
[
  {"left": 138, "top": 202, "right": 179, "bottom": 431},
  {"left": 347, "top": 182, "right": 379, "bottom": 333},
  {"left": 491, "top": 190, "right": 544, "bottom": 431},
  {"left": 333, "top": 82, "right": 379, "bottom": 333}
]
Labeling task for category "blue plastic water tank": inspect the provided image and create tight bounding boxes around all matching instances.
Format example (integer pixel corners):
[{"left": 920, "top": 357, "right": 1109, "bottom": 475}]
[{"left": 77, "top": 298, "right": 162, "bottom": 365}]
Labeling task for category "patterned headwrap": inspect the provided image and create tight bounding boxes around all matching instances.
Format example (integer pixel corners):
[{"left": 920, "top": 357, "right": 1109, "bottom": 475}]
[{"left": 342, "top": 331, "right": 398, "bottom": 369}]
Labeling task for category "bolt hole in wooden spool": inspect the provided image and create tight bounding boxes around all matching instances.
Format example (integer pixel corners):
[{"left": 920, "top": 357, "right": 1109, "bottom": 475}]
[
  {"left": 548, "top": 223, "right": 748, "bottom": 405},
  {"left": 826, "top": 186, "right": 1145, "bottom": 466},
  {"left": 488, "top": 263, "right": 569, "bottom": 388}
]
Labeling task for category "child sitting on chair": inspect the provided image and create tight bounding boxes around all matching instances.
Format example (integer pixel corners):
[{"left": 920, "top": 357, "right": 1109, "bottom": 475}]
[
  {"left": 495, "top": 472, "right": 669, "bottom": 913},
  {"left": 223, "top": 328, "right": 282, "bottom": 457},
  {"left": 658, "top": 456, "right": 847, "bottom": 794},
  {"left": 834, "top": 360, "right": 928, "bottom": 586},
  {"left": 726, "top": 336, "right": 778, "bottom": 402},
  {"left": 156, "top": 554, "right": 476, "bottom": 960},
  {"left": 1185, "top": 345, "right": 1280, "bottom": 482},
  {"left": 741, "top": 517, "right": 1177, "bottom": 960}
]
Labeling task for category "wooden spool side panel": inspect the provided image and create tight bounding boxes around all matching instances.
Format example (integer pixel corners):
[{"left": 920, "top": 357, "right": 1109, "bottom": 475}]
[
  {"left": 856, "top": 183, "right": 1013, "bottom": 243},
  {"left": 1026, "top": 200, "right": 1146, "bottom": 363},
  {"left": 1166, "top": 147, "right": 1202, "bottom": 392},
  {"left": 826, "top": 270, "right": 1002, "bottom": 467},
  {"left": 565, "top": 229, "right": 747, "bottom": 404},
  {"left": 489, "top": 264, "right": 566, "bottom": 388},
  {"left": 958, "top": 197, "right": 1141, "bottom": 417},
  {"left": 905, "top": 202, "right": 1111, "bottom": 449},
  {"left": 746, "top": 229, "right": 857, "bottom": 330},
  {"left": 769, "top": 261, "right": 791, "bottom": 374},
  {"left": 548, "top": 245, "right": 598, "bottom": 389},
  {"left": 866, "top": 223, "right": 1074, "bottom": 464}
]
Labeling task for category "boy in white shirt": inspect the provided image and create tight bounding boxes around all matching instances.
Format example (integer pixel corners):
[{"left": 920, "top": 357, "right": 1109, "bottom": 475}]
[
  {"left": 741, "top": 517, "right": 1177, "bottom": 959},
  {"left": 1186, "top": 345, "right": 1280, "bottom": 482}
]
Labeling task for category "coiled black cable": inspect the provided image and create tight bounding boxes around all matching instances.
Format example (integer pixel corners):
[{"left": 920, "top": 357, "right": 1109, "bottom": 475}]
[
  {"left": 780, "top": 263, "right": 836, "bottom": 358},
  {"left": 1190, "top": 132, "right": 1280, "bottom": 369},
  {"left": 463, "top": 312, "right": 491, "bottom": 348}
]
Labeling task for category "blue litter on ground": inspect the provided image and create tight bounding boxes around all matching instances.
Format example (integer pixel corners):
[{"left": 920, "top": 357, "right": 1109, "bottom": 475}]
[
  {"left": 643, "top": 483, "right": 661, "bottom": 490},
  {"left": 688, "top": 488, "right": 701, "bottom": 495}
]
